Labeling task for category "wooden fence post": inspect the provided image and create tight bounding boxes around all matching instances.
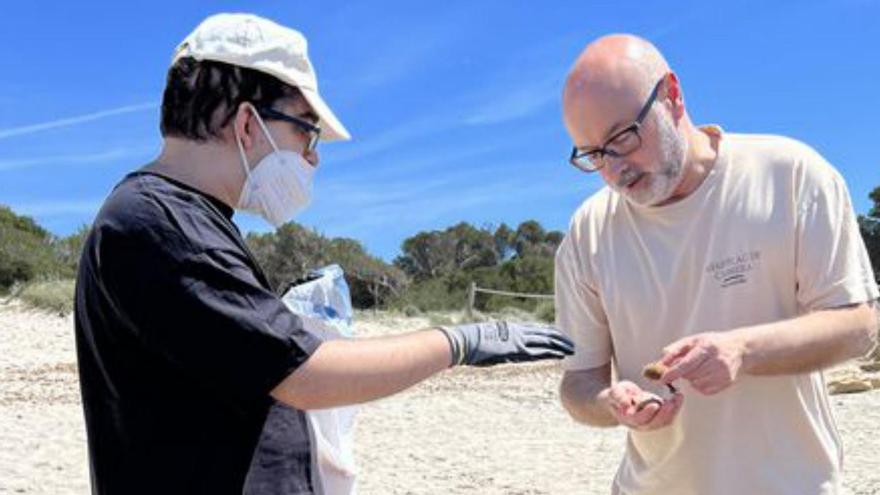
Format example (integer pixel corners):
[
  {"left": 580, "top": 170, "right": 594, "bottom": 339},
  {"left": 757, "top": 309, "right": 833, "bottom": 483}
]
[{"left": 466, "top": 281, "right": 476, "bottom": 319}]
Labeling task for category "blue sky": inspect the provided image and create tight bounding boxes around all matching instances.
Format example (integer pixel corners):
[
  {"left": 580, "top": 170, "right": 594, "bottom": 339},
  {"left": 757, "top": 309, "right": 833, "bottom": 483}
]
[{"left": 1, "top": 0, "right": 878, "bottom": 260}]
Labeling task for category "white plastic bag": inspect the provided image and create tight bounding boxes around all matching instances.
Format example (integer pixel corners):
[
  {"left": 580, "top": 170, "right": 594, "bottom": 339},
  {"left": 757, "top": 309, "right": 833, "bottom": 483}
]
[{"left": 281, "top": 264, "right": 358, "bottom": 495}]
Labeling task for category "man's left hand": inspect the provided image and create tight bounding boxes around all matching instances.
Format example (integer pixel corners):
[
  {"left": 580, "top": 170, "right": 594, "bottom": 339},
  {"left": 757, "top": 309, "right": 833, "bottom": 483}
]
[{"left": 659, "top": 331, "right": 746, "bottom": 395}]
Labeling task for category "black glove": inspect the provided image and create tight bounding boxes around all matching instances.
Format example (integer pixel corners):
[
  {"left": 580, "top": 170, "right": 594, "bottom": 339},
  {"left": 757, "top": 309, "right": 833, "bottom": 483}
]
[{"left": 437, "top": 321, "right": 575, "bottom": 367}]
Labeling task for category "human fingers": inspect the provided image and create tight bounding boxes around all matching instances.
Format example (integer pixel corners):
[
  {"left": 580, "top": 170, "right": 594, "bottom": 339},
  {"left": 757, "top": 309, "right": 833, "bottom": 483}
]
[
  {"left": 522, "top": 331, "right": 575, "bottom": 355},
  {"left": 661, "top": 336, "right": 695, "bottom": 366},
  {"left": 690, "top": 373, "right": 730, "bottom": 395},
  {"left": 661, "top": 344, "right": 710, "bottom": 383},
  {"left": 641, "top": 393, "right": 683, "bottom": 430},
  {"left": 621, "top": 393, "right": 663, "bottom": 427},
  {"left": 606, "top": 382, "right": 642, "bottom": 415}
]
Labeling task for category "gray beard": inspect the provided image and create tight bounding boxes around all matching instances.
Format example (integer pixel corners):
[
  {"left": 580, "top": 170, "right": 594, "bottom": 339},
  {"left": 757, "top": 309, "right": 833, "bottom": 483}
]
[{"left": 622, "top": 114, "right": 687, "bottom": 206}]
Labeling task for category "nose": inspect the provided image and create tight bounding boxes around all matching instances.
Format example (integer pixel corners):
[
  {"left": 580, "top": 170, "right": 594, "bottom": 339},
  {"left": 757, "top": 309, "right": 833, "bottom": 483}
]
[
  {"left": 601, "top": 157, "right": 642, "bottom": 189},
  {"left": 304, "top": 149, "right": 320, "bottom": 168},
  {"left": 604, "top": 156, "right": 631, "bottom": 177}
]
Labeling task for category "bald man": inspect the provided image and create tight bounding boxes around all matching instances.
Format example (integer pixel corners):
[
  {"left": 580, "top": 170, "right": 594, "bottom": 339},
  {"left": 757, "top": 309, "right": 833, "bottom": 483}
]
[{"left": 555, "top": 34, "right": 878, "bottom": 494}]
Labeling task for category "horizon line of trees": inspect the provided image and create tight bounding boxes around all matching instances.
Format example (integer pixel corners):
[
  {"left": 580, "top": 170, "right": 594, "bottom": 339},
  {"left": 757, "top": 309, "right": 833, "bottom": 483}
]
[
  {"left": 4, "top": 184, "right": 880, "bottom": 313},
  {"left": 0, "top": 203, "right": 565, "bottom": 313},
  {"left": 244, "top": 219, "right": 564, "bottom": 313}
]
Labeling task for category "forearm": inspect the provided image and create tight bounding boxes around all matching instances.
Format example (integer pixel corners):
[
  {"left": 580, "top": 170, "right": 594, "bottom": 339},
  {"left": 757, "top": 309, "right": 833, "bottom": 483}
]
[
  {"left": 272, "top": 329, "right": 451, "bottom": 410},
  {"left": 560, "top": 364, "right": 619, "bottom": 427},
  {"left": 738, "top": 302, "right": 878, "bottom": 376}
]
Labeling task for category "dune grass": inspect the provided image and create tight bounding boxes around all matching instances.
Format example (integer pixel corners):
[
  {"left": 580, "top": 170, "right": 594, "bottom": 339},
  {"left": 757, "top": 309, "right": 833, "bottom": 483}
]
[
  {"left": 10, "top": 278, "right": 557, "bottom": 324},
  {"left": 18, "top": 279, "right": 76, "bottom": 315}
]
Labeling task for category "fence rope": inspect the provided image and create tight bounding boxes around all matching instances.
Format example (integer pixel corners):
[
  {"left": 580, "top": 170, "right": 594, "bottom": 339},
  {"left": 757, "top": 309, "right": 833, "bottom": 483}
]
[
  {"left": 473, "top": 287, "right": 553, "bottom": 299},
  {"left": 466, "top": 281, "right": 553, "bottom": 317}
]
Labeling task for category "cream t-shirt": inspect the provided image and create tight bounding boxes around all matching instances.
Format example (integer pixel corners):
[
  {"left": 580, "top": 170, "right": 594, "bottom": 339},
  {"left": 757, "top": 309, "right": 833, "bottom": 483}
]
[{"left": 555, "top": 127, "right": 878, "bottom": 495}]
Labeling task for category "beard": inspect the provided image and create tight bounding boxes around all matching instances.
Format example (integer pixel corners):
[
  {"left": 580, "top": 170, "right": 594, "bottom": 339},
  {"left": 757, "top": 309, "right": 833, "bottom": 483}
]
[{"left": 612, "top": 113, "right": 688, "bottom": 207}]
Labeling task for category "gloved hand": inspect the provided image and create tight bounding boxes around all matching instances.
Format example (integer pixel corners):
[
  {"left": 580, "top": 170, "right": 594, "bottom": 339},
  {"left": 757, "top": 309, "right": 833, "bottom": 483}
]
[{"left": 437, "top": 321, "right": 575, "bottom": 367}]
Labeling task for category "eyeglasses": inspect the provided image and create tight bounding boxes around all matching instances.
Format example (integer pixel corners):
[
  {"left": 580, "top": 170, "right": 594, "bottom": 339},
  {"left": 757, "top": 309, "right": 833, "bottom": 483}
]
[
  {"left": 257, "top": 107, "right": 322, "bottom": 153},
  {"left": 569, "top": 77, "right": 664, "bottom": 173}
]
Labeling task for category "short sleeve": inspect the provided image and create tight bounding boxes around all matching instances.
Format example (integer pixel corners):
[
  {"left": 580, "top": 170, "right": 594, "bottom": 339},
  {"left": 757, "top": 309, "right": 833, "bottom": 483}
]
[
  {"left": 99, "top": 224, "right": 323, "bottom": 406},
  {"left": 554, "top": 232, "right": 612, "bottom": 371},
  {"left": 795, "top": 149, "right": 879, "bottom": 311}
]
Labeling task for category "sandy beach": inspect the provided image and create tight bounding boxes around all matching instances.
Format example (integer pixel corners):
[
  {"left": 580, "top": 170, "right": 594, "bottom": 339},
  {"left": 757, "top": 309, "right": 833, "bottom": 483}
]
[{"left": 1, "top": 303, "right": 879, "bottom": 494}]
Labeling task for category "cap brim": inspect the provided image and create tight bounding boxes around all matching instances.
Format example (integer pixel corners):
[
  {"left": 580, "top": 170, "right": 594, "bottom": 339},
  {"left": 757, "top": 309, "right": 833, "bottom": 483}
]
[{"left": 299, "top": 88, "right": 351, "bottom": 142}]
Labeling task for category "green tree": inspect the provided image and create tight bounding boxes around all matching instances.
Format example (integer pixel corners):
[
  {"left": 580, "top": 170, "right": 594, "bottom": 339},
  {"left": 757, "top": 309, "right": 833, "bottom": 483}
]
[
  {"left": 447, "top": 222, "right": 497, "bottom": 270},
  {"left": 395, "top": 231, "right": 454, "bottom": 280},
  {"left": 493, "top": 223, "right": 515, "bottom": 261},
  {"left": 246, "top": 223, "right": 326, "bottom": 290},
  {"left": 512, "top": 220, "right": 563, "bottom": 258},
  {"left": 53, "top": 224, "right": 91, "bottom": 275},
  {"left": 0, "top": 205, "right": 67, "bottom": 289},
  {"left": 246, "top": 223, "right": 407, "bottom": 309},
  {"left": 512, "top": 220, "right": 546, "bottom": 258},
  {"left": 858, "top": 185, "right": 880, "bottom": 282},
  {"left": 327, "top": 238, "right": 407, "bottom": 308},
  {"left": 393, "top": 220, "right": 562, "bottom": 313},
  {"left": 395, "top": 223, "right": 497, "bottom": 280}
]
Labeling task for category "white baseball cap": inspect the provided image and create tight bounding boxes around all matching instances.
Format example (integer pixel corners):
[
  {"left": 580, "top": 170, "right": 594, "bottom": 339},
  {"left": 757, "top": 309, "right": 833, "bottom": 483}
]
[{"left": 172, "top": 13, "right": 351, "bottom": 141}]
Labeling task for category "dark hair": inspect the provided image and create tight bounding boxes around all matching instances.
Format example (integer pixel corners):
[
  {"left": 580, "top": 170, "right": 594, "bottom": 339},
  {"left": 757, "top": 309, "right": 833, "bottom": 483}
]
[{"left": 160, "top": 57, "right": 302, "bottom": 141}]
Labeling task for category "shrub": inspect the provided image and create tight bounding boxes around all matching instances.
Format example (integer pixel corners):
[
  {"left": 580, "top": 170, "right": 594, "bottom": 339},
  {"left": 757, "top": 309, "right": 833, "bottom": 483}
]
[
  {"left": 491, "top": 306, "right": 538, "bottom": 323},
  {"left": 535, "top": 300, "right": 555, "bottom": 323},
  {"left": 427, "top": 312, "right": 456, "bottom": 327},
  {"left": 390, "top": 277, "right": 466, "bottom": 312},
  {"left": 402, "top": 305, "right": 422, "bottom": 317},
  {"left": 0, "top": 206, "right": 69, "bottom": 289},
  {"left": 19, "top": 279, "right": 76, "bottom": 315}
]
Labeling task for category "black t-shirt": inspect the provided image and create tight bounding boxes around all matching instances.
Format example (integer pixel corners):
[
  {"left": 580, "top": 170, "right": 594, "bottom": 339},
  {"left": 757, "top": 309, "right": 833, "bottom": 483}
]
[{"left": 74, "top": 171, "right": 323, "bottom": 494}]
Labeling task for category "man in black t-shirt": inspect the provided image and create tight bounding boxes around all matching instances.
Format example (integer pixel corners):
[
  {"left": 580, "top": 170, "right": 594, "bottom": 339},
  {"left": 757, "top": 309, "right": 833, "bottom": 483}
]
[{"left": 74, "top": 13, "right": 574, "bottom": 495}]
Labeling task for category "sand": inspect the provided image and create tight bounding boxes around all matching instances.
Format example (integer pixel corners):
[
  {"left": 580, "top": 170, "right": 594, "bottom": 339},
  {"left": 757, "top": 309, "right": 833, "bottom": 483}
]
[{"left": 1, "top": 303, "right": 878, "bottom": 494}]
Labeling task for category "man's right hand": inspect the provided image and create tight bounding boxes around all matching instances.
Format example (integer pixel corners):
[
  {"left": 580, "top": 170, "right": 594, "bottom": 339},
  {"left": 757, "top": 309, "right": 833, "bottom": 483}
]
[{"left": 599, "top": 380, "right": 683, "bottom": 431}]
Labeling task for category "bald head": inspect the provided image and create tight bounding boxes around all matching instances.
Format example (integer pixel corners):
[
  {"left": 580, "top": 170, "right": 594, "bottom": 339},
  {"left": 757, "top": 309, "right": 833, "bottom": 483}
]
[
  {"left": 564, "top": 34, "right": 669, "bottom": 113},
  {"left": 562, "top": 34, "right": 678, "bottom": 149}
]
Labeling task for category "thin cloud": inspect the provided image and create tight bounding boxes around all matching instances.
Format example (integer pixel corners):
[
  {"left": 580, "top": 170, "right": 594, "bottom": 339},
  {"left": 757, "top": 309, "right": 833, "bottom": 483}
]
[
  {"left": 464, "top": 88, "right": 558, "bottom": 126},
  {"left": 318, "top": 174, "right": 457, "bottom": 205},
  {"left": 312, "top": 160, "right": 598, "bottom": 236},
  {"left": 462, "top": 67, "right": 565, "bottom": 127},
  {"left": 324, "top": 138, "right": 503, "bottom": 184},
  {"left": 323, "top": 116, "right": 456, "bottom": 165},
  {"left": 323, "top": 2, "right": 482, "bottom": 104},
  {"left": 324, "top": 81, "right": 555, "bottom": 167},
  {"left": 455, "top": 31, "right": 584, "bottom": 127},
  {"left": 14, "top": 199, "right": 104, "bottom": 217},
  {"left": 316, "top": 183, "right": 502, "bottom": 236},
  {"left": 0, "top": 146, "right": 155, "bottom": 172},
  {"left": 0, "top": 102, "right": 157, "bottom": 140},
  {"left": 350, "top": 34, "right": 450, "bottom": 90}
]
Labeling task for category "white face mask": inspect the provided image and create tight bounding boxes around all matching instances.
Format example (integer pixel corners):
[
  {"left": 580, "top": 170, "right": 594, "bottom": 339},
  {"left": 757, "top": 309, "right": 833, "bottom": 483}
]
[{"left": 235, "top": 105, "right": 315, "bottom": 227}]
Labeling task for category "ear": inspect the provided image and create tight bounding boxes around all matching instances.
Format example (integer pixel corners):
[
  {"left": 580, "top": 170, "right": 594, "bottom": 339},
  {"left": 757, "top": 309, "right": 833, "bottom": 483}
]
[
  {"left": 663, "top": 72, "right": 686, "bottom": 120},
  {"left": 232, "top": 102, "right": 256, "bottom": 150}
]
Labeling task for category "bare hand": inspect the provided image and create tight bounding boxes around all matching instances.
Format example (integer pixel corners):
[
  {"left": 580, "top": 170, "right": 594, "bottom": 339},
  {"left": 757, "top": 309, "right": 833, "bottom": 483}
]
[
  {"left": 660, "top": 332, "right": 745, "bottom": 395},
  {"left": 599, "top": 380, "right": 683, "bottom": 431}
]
